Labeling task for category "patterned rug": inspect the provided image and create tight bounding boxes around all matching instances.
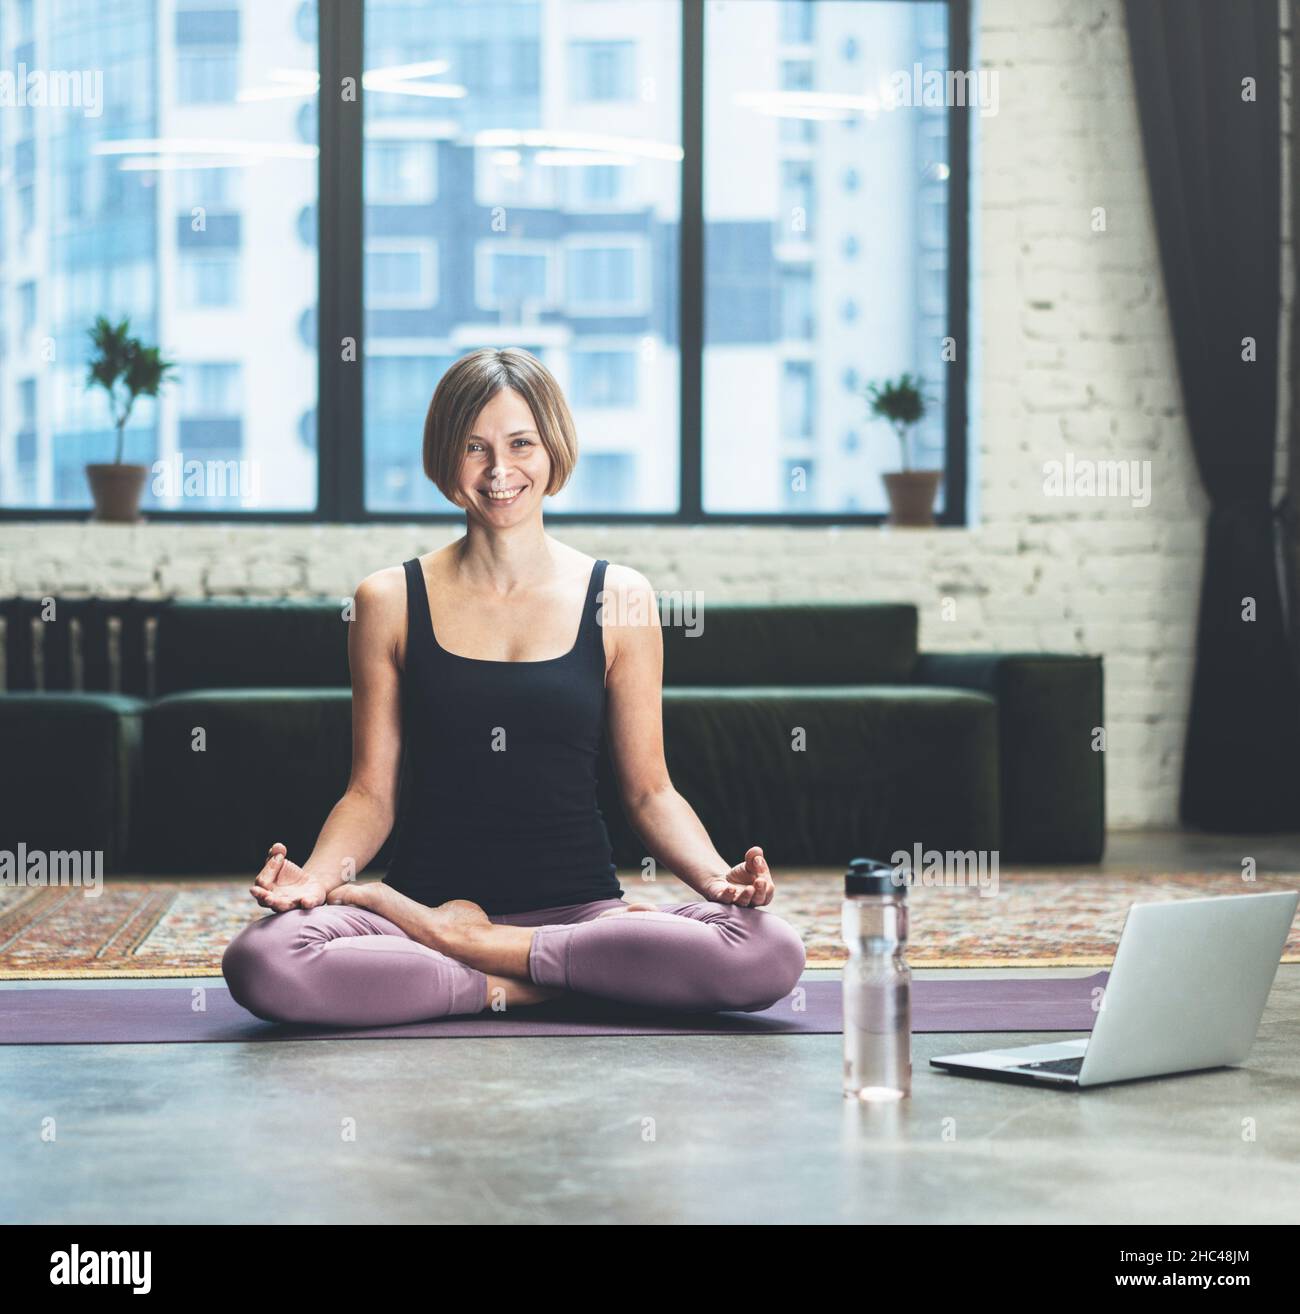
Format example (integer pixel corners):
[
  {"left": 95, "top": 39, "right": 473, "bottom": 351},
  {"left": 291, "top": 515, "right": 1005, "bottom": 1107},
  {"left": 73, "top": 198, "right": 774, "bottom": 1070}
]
[{"left": 2, "top": 871, "right": 1298, "bottom": 979}]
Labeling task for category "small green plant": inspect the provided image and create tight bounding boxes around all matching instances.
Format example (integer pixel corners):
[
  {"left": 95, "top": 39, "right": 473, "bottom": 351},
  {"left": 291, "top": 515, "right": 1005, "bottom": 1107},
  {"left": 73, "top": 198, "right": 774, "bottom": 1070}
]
[
  {"left": 86, "top": 316, "right": 177, "bottom": 465},
  {"left": 865, "top": 373, "right": 928, "bottom": 471}
]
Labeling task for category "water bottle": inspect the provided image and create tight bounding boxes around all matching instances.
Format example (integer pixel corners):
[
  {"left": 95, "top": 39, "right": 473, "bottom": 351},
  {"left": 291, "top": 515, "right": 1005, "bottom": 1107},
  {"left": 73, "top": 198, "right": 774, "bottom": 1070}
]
[{"left": 842, "top": 856, "right": 911, "bottom": 1101}]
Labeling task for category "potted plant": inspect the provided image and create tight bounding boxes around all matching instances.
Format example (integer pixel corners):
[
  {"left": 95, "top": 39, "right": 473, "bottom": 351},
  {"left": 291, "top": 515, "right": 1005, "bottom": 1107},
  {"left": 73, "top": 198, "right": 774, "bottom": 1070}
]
[
  {"left": 865, "top": 373, "right": 942, "bottom": 527},
  {"left": 84, "top": 315, "right": 176, "bottom": 523}
]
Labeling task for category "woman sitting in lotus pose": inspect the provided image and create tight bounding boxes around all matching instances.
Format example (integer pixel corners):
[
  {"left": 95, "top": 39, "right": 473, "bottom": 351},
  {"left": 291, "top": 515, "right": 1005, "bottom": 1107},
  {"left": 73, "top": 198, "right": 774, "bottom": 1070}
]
[{"left": 221, "top": 347, "right": 806, "bottom": 1026}]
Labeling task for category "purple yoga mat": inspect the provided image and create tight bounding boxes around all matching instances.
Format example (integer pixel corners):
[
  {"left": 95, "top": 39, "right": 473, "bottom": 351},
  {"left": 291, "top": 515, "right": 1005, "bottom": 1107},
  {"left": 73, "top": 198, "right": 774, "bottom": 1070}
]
[{"left": 0, "top": 974, "right": 1108, "bottom": 1045}]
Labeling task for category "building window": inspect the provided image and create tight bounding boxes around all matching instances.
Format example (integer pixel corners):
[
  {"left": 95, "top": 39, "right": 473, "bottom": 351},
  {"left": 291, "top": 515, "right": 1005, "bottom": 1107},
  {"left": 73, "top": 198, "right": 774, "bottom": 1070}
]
[
  {"left": 18, "top": 282, "right": 37, "bottom": 335},
  {"left": 779, "top": 0, "right": 815, "bottom": 44},
  {"left": 367, "top": 140, "right": 438, "bottom": 205},
  {"left": 366, "top": 241, "right": 438, "bottom": 309},
  {"left": 571, "top": 350, "right": 638, "bottom": 408},
  {"left": 780, "top": 160, "right": 815, "bottom": 239},
  {"left": 175, "top": 4, "right": 240, "bottom": 104},
  {"left": 562, "top": 451, "right": 636, "bottom": 506},
  {"left": 573, "top": 164, "right": 630, "bottom": 208},
  {"left": 781, "top": 361, "right": 814, "bottom": 440},
  {"left": 779, "top": 57, "right": 816, "bottom": 144},
  {"left": 782, "top": 457, "right": 815, "bottom": 508},
  {"left": 179, "top": 254, "right": 240, "bottom": 309},
  {"left": 181, "top": 362, "right": 243, "bottom": 416},
  {"left": 173, "top": 166, "right": 241, "bottom": 213},
  {"left": 568, "top": 41, "right": 636, "bottom": 102},
  {"left": 476, "top": 245, "right": 553, "bottom": 311},
  {"left": 296, "top": 1, "right": 317, "bottom": 43},
  {"left": 177, "top": 51, "right": 239, "bottom": 104},
  {"left": 475, "top": 148, "right": 558, "bottom": 209},
  {"left": 176, "top": 363, "right": 244, "bottom": 498},
  {"left": 781, "top": 266, "right": 814, "bottom": 340},
  {"left": 566, "top": 241, "right": 644, "bottom": 316},
  {"left": 18, "top": 184, "right": 35, "bottom": 233}
]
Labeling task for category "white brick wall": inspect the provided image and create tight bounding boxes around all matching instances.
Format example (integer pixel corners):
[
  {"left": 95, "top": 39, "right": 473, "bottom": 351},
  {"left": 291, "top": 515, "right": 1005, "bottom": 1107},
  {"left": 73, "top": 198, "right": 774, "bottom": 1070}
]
[{"left": 0, "top": 1, "right": 1254, "bottom": 829}]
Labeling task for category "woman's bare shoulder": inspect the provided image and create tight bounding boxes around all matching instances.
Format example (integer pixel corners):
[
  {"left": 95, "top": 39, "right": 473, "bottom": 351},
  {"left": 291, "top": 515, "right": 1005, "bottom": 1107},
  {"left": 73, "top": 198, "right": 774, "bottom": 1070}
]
[
  {"left": 602, "top": 561, "right": 656, "bottom": 602},
  {"left": 600, "top": 563, "right": 661, "bottom": 657},
  {"left": 353, "top": 564, "right": 407, "bottom": 612}
]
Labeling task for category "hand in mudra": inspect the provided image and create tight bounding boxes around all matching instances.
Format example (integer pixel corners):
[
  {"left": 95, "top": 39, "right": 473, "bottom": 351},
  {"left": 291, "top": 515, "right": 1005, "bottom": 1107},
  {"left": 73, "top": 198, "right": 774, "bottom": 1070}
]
[
  {"left": 700, "top": 846, "right": 776, "bottom": 908},
  {"left": 250, "top": 842, "right": 329, "bottom": 912}
]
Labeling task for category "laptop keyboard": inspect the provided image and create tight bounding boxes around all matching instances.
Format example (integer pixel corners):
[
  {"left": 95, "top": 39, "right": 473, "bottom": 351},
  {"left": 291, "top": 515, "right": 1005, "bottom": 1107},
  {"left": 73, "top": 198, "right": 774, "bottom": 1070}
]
[{"left": 1014, "top": 1056, "right": 1084, "bottom": 1075}]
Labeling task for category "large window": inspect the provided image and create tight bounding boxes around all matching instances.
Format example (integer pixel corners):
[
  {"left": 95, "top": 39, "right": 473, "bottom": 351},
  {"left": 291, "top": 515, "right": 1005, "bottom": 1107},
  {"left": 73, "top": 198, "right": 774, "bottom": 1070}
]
[
  {"left": 362, "top": 0, "right": 682, "bottom": 514},
  {"left": 0, "top": 0, "right": 318, "bottom": 512},
  {"left": 1, "top": 0, "right": 966, "bottom": 523},
  {"left": 704, "top": 0, "right": 954, "bottom": 516}
]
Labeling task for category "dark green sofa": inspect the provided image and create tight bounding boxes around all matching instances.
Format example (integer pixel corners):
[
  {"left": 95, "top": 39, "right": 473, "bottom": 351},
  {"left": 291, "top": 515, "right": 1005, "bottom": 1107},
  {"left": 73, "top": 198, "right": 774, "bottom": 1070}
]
[{"left": 0, "top": 596, "right": 1105, "bottom": 873}]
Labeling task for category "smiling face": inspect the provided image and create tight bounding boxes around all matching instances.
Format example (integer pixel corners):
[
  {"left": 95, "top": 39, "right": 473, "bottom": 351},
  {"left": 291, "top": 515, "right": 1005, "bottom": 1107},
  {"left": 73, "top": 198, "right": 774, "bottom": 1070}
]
[{"left": 452, "top": 386, "right": 553, "bottom": 521}]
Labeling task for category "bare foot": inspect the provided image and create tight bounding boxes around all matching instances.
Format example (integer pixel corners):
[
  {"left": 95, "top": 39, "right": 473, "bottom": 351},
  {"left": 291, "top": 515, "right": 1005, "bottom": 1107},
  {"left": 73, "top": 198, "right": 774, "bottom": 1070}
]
[
  {"left": 483, "top": 975, "right": 565, "bottom": 1011},
  {"left": 325, "top": 884, "right": 558, "bottom": 1011},
  {"left": 327, "top": 882, "right": 489, "bottom": 951},
  {"left": 325, "top": 879, "right": 405, "bottom": 916},
  {"left": 430, "top": 898, "right": 492, "bottom": 930}
]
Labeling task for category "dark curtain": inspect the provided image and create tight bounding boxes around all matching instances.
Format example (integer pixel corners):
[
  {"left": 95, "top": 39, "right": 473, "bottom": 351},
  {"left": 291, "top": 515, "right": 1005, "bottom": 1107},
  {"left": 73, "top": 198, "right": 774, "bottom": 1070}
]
[
  {"left": 1126, "top": 0, "right": 1300, "bottom": 829},
  {"left": 1289, "top": 1, "right": 1300, "bottom": 691}
]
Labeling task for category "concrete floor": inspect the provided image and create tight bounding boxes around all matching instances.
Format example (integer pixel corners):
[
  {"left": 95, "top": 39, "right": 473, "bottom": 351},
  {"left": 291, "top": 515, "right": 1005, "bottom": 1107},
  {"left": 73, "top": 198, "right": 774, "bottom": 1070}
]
[{"left": 3, "top": 830, "right": 1299, "bottom": 1225}]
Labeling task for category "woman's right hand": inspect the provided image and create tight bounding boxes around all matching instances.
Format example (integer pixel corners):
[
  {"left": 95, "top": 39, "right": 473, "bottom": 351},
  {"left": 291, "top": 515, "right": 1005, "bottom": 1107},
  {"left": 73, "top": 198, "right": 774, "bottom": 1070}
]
[{"left": 250, "top": 843, "right": 329, "bottom": 912}]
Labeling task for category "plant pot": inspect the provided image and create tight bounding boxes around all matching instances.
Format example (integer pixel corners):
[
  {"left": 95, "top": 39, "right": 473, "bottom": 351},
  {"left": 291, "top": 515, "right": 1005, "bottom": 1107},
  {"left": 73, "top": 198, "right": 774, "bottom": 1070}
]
[
  {"left": 882, "top": 470, "right": 942, "bottom": 527},
  {"left": 85, "top": 463, "right": 149, "bottom": 523}
]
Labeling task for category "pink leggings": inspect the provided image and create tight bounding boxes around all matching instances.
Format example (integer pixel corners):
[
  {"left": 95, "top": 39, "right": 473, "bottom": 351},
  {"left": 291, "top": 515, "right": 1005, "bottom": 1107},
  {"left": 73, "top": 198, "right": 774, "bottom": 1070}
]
[{"left": 221, "top": 895, "right": 808, "bottom": 1027}]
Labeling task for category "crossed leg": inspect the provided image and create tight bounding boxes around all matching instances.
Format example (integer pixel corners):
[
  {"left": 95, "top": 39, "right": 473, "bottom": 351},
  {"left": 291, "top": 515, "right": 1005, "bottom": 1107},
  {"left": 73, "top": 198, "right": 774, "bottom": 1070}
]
[
  {"left": 222, "top": 881, "right": 807, "bottom": 1026},
  {"left": 220, "top": 900, "right": 554, "bottom": 1027}
]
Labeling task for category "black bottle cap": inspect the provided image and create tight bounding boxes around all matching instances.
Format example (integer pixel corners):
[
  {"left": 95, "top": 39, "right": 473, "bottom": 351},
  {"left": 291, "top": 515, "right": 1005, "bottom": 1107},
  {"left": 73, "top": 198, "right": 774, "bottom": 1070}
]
[{"left": 844, "top": 856, "right": 907, "bottom": 897}]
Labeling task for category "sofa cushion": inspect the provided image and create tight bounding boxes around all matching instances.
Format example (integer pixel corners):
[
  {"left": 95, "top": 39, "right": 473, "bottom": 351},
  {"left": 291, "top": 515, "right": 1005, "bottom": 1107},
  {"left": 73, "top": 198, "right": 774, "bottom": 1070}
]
[
  {"left": 660, "top": 603, "right": 917, "bottom": 686},
  {"left": 137, "top": 689, "right": 355, "bottom": 873},
  {"left": 0, "top": 692, "right": 145, "bottom": 870},
  {"left": 155, "top": 601, "right": 349, "bottom": 695},
  {"left": 598, "top": 685, "right": 999, "bottom": 870},
  {"left": 913, "top": 654, "right": 1104, "bottom": 861}
]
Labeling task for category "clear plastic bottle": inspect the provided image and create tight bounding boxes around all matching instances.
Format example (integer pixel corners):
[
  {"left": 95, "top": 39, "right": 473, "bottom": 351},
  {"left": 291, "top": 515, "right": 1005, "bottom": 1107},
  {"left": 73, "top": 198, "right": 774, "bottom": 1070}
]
[{"left": 842, "top": 857, "right": 911, "bottom": 1101}]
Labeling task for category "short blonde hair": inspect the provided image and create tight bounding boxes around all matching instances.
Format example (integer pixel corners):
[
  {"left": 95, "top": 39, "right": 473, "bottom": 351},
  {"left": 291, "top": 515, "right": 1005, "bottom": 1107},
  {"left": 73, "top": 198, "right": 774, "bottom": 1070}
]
[{"left": 422, "top": 347, "right": 578, "bottom": 504}]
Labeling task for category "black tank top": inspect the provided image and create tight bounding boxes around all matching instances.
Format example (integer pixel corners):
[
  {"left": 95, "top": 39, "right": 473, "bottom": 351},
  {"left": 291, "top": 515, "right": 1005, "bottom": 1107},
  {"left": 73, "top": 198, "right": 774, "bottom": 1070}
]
[{"left": 384, "top": 556, "right": 622, "bottom": 914}]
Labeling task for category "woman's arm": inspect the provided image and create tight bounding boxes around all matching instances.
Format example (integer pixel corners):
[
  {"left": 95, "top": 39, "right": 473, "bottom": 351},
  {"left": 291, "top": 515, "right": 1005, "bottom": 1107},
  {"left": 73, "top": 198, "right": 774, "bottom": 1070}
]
[
  {"left": 251, "top": 568, "right": 406, "bottom": 911},
  {"left": 602, "top": 566, "right": 775, "bottom": 907}
]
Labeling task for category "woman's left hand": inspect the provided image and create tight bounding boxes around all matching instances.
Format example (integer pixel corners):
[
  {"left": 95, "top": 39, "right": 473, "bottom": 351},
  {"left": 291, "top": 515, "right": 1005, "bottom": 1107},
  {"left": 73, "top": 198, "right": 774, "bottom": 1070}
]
[{"left": 699, "top": 846, "right": 775, "bottom": 907}]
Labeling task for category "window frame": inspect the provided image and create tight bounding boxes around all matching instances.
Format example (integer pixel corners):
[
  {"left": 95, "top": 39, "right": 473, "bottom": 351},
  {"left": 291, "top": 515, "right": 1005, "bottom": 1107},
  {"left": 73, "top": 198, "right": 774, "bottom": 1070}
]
[{"left": 3, "top": 0, "right": 969, "bottom": 526}]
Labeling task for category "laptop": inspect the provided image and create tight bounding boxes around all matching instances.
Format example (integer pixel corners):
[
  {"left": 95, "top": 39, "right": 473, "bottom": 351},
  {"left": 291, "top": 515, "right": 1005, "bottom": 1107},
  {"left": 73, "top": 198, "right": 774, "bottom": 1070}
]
[{"left": 930, "top": 890, "right": 1298, "bottom": 1089}]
